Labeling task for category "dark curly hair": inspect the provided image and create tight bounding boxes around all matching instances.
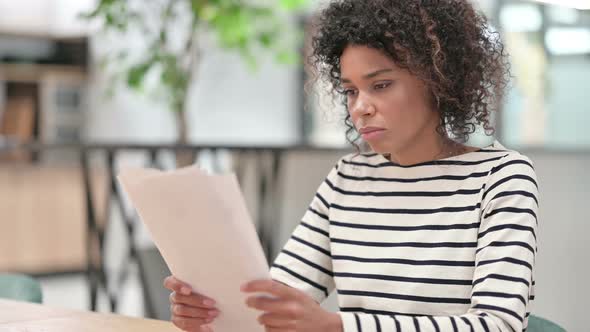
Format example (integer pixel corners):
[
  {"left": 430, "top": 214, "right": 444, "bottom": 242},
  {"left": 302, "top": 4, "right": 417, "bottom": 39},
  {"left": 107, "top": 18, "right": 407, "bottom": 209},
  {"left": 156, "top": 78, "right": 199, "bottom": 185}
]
[{"left": 307, "top": 0, "right": 510, "bottom": 148}]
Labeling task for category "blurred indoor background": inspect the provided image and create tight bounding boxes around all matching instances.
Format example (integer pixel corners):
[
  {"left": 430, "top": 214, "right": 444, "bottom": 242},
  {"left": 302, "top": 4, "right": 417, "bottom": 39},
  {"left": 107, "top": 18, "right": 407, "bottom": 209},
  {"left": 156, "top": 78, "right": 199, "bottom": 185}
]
[{"left": 0, "top": 0, "right": 588, "bottom": 331}]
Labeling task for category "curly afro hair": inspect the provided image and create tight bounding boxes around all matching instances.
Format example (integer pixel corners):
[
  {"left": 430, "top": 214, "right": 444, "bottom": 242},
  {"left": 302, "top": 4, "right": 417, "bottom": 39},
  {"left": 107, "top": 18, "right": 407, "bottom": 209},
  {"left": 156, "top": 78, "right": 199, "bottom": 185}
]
[{"left": 308, "top": 0, "right": 510, "bottom": 146}]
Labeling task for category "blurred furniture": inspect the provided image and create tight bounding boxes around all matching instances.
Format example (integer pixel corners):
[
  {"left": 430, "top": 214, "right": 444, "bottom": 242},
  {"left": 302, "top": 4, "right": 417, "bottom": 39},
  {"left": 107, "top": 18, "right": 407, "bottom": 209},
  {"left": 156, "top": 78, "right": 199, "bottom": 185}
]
[
  {"left": 528, "top": 315, "right": 567, "bottom": 332},
  {"left": 0, "top": 33, "right": 88, "bottom": 163},
  {"left": 0, "top": 163, "right": 106, "bottom": 274},
  {"left": 0, "top": 273, "right": 42, "bottom": 303},
  {"left": 0, "top": 92, "right": 35, "bottom": 161},
  {"left": 0, "top": 299, "right": 177, "bottom": 331}
]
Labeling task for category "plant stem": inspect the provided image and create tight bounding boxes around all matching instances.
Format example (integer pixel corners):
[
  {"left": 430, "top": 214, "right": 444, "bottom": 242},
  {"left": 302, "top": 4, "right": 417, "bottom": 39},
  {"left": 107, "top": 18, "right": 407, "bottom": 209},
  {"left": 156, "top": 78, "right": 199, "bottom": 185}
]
[{"left": 176, "top": 14, "right": 201, "bottom": 145}]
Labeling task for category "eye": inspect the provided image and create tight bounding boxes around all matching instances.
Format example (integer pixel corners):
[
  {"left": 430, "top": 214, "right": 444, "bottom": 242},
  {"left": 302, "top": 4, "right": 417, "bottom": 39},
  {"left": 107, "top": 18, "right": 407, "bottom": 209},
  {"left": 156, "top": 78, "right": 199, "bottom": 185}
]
[
  {"left": 341, "top": 88, "right": 358, "bottom": 97},
  {"left": 374, "top": 81, "right": 392, "bottom": 90}
]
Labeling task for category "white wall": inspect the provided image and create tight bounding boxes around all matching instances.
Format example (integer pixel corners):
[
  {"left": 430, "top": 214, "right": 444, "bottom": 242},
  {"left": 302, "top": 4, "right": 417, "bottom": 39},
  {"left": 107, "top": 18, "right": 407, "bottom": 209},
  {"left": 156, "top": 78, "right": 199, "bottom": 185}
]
[
  {"left": 86, "top": 45, "right": 301, "bottom": 145},
  {"left": 528, "top": 152, "right": 590, "bottom": 331},
  {"left": 185, "top": 48, "right": 300, "bottom": 145},
  {"left": 0, "top": 0, "right": 52, "bottom": 36},
  {"left": 0, "top": 0, "right": 94, "bottom": 37}
]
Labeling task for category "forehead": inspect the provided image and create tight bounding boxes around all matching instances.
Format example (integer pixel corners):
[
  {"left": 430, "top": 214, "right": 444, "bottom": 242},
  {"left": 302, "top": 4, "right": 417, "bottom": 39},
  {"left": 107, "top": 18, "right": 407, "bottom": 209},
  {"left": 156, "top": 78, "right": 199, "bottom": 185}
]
[{"left": 340, "top": 45, "right": 401, "bottom": 75}]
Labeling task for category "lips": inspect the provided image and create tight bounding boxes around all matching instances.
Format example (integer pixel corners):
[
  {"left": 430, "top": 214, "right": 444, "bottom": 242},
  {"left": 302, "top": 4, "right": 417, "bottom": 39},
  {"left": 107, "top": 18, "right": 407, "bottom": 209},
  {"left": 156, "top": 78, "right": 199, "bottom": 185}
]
[
  {"left": 359, "top": 127, "right": 386, "bottom": 135},
  {"left": 359, "top": 127, "right": 386, "bottom": 141}
]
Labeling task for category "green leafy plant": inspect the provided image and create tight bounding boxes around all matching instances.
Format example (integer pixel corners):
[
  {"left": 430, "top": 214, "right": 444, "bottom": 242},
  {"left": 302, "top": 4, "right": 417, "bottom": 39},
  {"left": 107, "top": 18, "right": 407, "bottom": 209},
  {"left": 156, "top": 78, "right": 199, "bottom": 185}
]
[{"left": 85, "top": 0, "right": 308, "bottom": 143}]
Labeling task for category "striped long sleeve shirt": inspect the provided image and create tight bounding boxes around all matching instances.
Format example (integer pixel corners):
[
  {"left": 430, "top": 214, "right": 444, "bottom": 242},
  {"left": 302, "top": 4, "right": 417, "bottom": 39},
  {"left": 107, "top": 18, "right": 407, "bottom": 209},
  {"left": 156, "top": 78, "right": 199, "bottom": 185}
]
[{"left": 270, "top": 140, "right": 538, "bottom": 332}]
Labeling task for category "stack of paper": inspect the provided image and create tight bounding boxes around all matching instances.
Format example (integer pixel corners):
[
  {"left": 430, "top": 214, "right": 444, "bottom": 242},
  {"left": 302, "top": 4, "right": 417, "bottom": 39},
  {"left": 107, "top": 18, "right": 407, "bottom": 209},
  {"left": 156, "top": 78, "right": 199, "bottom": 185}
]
[{"left": 118, "top": 166, "right": 269, "bottom": 332}]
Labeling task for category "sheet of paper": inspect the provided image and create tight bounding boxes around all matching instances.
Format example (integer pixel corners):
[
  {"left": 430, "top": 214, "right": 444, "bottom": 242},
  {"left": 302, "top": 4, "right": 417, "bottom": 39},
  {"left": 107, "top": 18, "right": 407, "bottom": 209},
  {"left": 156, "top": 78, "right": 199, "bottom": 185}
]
[{"left": 117, "top": 166, "right": 269, "bottom": 332}]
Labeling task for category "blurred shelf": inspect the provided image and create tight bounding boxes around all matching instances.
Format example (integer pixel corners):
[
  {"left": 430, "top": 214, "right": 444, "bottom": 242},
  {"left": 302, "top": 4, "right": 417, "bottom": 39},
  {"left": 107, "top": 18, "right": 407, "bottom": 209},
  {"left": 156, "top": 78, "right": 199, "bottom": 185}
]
[
  {"left": 0, "top": 63, "right": 86, "bottom": 83},
  {"left": 0, "top": 31, "right": 87, "bottom": 41}
]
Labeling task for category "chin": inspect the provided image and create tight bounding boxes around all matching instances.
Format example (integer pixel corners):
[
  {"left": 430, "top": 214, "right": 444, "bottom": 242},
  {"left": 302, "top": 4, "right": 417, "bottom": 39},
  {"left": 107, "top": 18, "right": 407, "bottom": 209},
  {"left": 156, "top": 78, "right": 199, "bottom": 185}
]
[
  {"left": 366, "top": 143, "right": 391, "bottom": 155},
  {"left": 366, "top": 139, "right": 406, "bottom": 156}
]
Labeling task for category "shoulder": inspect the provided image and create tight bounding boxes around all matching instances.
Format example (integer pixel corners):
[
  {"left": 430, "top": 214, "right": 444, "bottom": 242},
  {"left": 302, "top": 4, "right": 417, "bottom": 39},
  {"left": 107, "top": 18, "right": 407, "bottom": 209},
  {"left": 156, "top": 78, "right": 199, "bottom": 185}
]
[
  {"left": 480, "top": 143, "right": 540, "bottom": 215},
  {"left": 482, "top": 142, "right": 539, "bottom": 201},
  {"left": 486, "top": 141, "right": 536, "bottom": 177}
]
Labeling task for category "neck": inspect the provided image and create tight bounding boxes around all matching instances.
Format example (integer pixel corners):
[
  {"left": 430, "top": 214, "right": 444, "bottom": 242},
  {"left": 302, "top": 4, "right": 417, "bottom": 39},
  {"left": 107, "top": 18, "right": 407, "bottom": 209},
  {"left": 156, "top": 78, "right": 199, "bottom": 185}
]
[
  {"left": 389, "top": 137, "right": 450, "bottom": 166},
  {"left": 387, "top": 127, "right": 462, "bottom": 166}
]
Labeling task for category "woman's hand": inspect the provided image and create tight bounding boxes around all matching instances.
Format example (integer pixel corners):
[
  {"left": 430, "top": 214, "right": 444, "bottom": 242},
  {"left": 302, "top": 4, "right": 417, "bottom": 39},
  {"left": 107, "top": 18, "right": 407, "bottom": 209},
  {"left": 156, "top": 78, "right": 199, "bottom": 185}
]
[
  {"left": 241, "top": 279, "right": 343, "bottom": 332},
  {"left": 164, "top": 276, "right": 220, "bottom": 332}
]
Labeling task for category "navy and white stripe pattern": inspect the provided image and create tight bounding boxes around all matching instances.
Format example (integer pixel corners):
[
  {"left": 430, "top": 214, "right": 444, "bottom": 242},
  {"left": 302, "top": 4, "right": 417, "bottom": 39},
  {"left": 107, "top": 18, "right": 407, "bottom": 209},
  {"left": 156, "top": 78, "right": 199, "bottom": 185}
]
[{"left": 270, "top": 141, "right": 538, "bottom": 332}]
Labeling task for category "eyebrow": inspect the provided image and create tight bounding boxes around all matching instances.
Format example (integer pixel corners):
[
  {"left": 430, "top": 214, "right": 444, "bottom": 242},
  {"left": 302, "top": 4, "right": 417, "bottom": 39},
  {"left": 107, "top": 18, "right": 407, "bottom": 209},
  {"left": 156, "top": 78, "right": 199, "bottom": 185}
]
[{"left": 341, "top": 68, "right": 394, "bottom": 83}]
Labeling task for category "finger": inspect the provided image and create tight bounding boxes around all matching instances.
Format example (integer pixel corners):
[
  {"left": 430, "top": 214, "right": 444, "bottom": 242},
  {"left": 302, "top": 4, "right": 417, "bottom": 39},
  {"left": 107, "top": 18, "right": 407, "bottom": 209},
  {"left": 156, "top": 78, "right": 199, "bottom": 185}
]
[
  {"left": 257, "top": 312, "right": 297, "bottom": 328},
  {"left": 171, "top": 304, "right": 220, "bottom": 319},
  {"left": 163, "top": 276, "right": 192, "bottom": 295},
  {"left": 241, "top": 279, "right": 298, "bottom": 299},
  {"left": 245, "top": 295, "right": 282, "bottom": 311},
  {"left": 246, "top": 296, "right": 302, "bottom": 319},
  {"left": 170, "top": 292, "right": 217, "bottom": 309},
  {"left": 171, "top": 316, "right": 212, "bottom": 332}
]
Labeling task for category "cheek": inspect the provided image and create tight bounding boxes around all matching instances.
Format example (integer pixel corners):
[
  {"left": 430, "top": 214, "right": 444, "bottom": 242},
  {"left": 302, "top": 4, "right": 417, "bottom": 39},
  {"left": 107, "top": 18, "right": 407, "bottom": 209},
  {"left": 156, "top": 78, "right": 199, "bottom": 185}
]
[
  {"left": 376, "top": 93, "right": 406, "bottom": 123},
  {"left": 388, "top": 84, "right": 415, "bottom": 111},
  {"left": 385, "top": 85, "right": 430, "bottom": 122}
]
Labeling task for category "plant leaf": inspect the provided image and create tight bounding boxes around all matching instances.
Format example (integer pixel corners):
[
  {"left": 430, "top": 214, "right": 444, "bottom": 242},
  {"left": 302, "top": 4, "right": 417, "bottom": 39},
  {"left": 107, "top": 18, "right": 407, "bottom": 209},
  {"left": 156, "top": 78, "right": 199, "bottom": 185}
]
[
  {"left": 127, "top": 61, "right": 153, "bottom": 90},
  {"left": 279, "top": 0, "right": 308, "bottom": 11}
]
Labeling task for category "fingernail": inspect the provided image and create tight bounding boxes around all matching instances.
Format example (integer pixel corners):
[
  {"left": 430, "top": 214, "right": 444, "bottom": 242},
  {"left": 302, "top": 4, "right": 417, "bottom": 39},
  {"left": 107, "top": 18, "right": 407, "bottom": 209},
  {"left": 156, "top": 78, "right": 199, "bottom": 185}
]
[
  {"left": 180, "top": 287, "right": 191, "bottom": 295},
  {"left": 203, "top": 299, "right": 215, "bottom": 306},
  {"left": 201, "top": 326, "right": 213, "bottom": 332},
  {"left": 208, "top": 310, "right": 219, "bottom": 317}
]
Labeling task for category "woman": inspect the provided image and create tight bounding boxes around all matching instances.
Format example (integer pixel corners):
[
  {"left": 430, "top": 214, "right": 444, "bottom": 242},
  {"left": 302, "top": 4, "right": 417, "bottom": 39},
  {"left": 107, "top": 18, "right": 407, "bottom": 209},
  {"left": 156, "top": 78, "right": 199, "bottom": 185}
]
[{"left": 164, "top": 0, "right": 538, "bottom": 331}]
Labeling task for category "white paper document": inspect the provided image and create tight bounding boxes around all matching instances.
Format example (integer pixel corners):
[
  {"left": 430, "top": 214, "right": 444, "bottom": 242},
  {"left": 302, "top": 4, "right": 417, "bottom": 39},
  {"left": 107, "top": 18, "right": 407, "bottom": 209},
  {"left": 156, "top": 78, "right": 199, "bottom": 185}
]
[{"left": 117, "top": 166, "right": 269, "bottom": 332}]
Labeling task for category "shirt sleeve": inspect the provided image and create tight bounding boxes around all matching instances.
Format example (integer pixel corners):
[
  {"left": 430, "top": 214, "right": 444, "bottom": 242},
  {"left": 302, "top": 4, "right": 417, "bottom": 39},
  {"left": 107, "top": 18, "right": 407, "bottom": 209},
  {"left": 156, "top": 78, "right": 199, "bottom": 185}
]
[
  {"left": 338, "top": 153, "right": 539, "bottom": 332},
  {"left": 269, "top": 160, "right": 340, "bottom": 303}
]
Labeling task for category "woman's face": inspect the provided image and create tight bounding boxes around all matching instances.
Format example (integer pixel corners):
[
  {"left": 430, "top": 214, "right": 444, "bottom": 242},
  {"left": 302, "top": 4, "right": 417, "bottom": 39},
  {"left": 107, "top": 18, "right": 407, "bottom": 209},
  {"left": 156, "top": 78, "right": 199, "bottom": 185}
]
[{"left": 340, "top": 45, "right": 440, "bottom": 155}]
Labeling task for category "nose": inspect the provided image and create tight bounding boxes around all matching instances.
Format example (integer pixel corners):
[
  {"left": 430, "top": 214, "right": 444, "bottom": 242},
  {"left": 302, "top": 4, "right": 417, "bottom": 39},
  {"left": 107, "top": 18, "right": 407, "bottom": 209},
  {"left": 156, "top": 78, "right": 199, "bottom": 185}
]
[{"left": 350, "top": 94, "right": 376, "bottom": 119}]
